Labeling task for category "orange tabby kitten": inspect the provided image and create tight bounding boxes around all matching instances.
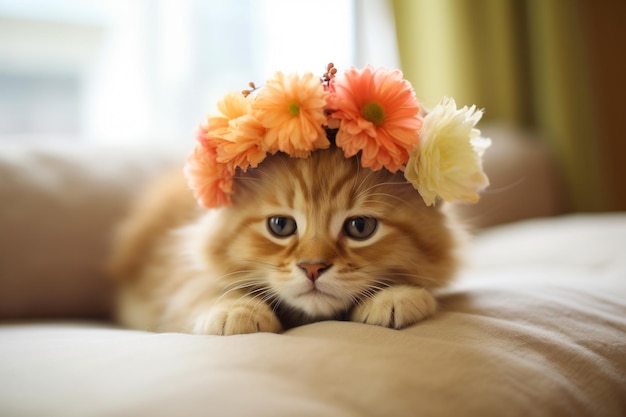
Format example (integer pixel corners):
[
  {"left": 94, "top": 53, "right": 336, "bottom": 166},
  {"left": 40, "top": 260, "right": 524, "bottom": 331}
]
[{"left": 108, "top": 145, "right": 463, "bottom": 335}]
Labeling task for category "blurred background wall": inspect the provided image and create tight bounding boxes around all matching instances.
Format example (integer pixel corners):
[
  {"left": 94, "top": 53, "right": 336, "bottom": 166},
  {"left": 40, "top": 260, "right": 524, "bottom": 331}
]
[{"left": 0, "top": 0, "right": 624, "bottom": 213}]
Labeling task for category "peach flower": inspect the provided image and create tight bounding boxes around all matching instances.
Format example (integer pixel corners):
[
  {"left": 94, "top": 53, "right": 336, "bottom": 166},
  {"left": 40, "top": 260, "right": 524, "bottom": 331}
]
[
  {"left": 405, "top": 97, "right": 491, "bottom": 206},
  {"left": 201, "top": 92, "right": 266, "bottom": 172},
  {"left": 254, "top": 71, "right": 329, "bottom": 157},
  {"left": 328, "top": 65, "right": 422, "bottom": 172},
  {"left": 184, "top": 142, "right": 234, "bottom": 208},
  {"left": 218, "top": 114, "right": 267, "bottom": 170}
]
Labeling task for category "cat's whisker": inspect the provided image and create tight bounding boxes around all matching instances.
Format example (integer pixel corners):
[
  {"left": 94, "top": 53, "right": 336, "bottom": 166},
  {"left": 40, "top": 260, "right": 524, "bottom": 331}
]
[
  {"left": 215, "top": 279, "right": 252, "bottom": 293},
  {"left": 249, "top": 286, "right": 274, "bottom": 301},
  {"left": 363, "top": 192, "right": 419, "bottom": 209},
  {"left": 241, "top": 259, "right": 281, "bottom": 271},
  {"left": 254, "top": 291, "right": 278, "bottom": 313},
  {"left": 227, "top": 289, "right": 267, "bottom": 332},
  {"left": 347, "top": 291, "right": 363, "bottom": 307},
  {"left": 239, "top": 286, "right": 267, "bottom": 302},
  {"left": 275, "top": 154, "right": 293, "bottom": 173},
  {"left": 238, "top": 167, "right": 272, "bottom": 185},
  {"left": 359, "top": 181, "right": 412, "bottom": 196},
  {"left": 225, "top": 290, "right": 269, "bottom": 331},
  {"left": 215, "top": 287, "right": 258, "bottom": 303},
  {"left": 357, "top": 286, "right": 379, "bottom": 302},
  {"left": 269, "top": 296, "right": 283, "bottom": 318},
  {"left": 244, "top": 288, "right": 279, "bottom": 322},
  {"left": 352, "top": 169, "right": 376, "bottom": 199},
  {"left": 217, "top": 276, "right": 265, "bottom": 292},
  {"left": 354, "top": 294, "right": 373, "bottom": 306},
  {"left": 216, "top": 282, "right": 265, "bottom": 304},
  {"left": 248, "top": 164, "right": 294, "bottom": 196},
  {"left": 390, "top": 273, "right": 443, "bottom": 285},
  {"left": 359, "top": 268, "right": 442, "bottom": 286},
  {"left": 350, "top": 156, "right": 361, "bottom": 197},
  {"left": 349, "top": 299, "right": 361, "bottom": 310},
  {"left": 213, "top": 270, "right": 259, "bottom": 283},
  {"left": 233, "top": 176, "right": 264, "bottom": 183},
  {"left": 220, "top": 280, "right": 261, "bottom": 293},
  {"left": 364, "top": 199, "right": 398, "bottom": 209}
]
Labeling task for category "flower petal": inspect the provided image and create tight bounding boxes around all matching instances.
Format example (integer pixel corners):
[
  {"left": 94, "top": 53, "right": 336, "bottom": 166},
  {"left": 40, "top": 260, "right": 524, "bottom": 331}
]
[
  {"left": 405, "top": 97, "right": 491, "bottom": 206},
  {"left": 254, "top": 72, "right": 329, "bottom": 155},
  {"left": 328, "top": 66, "right": 422, "bottom": 172},
  {"left": 184, "top": 143, "right": 233, "bottom": 208}
]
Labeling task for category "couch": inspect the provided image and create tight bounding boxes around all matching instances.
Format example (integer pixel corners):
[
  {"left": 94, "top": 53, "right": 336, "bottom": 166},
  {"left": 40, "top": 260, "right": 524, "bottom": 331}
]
[{"left": 1, "top": 127, "right": 625, "bottom": 416}]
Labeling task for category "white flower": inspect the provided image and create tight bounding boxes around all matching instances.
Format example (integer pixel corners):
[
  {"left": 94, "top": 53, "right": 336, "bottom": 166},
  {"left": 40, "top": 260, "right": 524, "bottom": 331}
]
[{"left": 405, "top": 97, "right": 491, "bottom": 206}]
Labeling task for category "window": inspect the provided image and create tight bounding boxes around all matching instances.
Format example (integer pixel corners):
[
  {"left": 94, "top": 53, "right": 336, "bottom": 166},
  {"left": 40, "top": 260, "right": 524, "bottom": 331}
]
[{"left": 0, "top": 0, "right": 397, "bottom": 146}]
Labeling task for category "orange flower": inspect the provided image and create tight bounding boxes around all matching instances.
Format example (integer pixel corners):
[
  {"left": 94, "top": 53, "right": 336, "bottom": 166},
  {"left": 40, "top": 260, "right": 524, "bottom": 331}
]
[
  {"left": 184, "top": 141, "right": 233, "bottom": 209},
  {"left": 199, "top": 91, "right": 248, "bottom": 147},
  {"left": 218, "top": 114, "right": 267, "bottom": 170},
  {"left": 199, "top": 92, "right": 267, "bottom": 172},
  {"left": 253, "top": 71, "right": 329, "bottom": 157},
  {"left": 328, "top": 65, "right": 422, "bottom": 172}
]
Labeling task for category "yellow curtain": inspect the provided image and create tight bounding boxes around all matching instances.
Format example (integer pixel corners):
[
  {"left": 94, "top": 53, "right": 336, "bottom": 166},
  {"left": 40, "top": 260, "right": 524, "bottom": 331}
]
[{"left": 391, "top": 0, "right": 614, "bottom": 212}]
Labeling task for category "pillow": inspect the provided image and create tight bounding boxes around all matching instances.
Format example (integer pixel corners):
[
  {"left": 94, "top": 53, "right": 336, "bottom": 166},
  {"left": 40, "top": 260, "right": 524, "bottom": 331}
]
[
  {"left": 454, "top": 124, "right": 564, "bottom": 229},
  {"left": 0, "top": 144, "right": 184, "bottom": 319}
]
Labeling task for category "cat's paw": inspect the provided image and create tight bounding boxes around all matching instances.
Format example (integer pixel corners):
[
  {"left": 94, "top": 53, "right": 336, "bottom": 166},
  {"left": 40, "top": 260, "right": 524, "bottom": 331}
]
[
  {"left": 350, "top": 286, "right": 436, "bottom": 329},
  {"left": 192, "top": 299, "right": 282, "bottom": 336}
]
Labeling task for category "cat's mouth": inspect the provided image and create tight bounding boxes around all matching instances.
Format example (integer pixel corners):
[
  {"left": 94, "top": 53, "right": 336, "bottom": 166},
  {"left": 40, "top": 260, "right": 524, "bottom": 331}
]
[
  {"left": 298, "top": 286, "right": 341, "bottom": 301},
  {"left": 280, "top": 279, "right": 350, "bottom": 318},
  {"left": 293, "top": 288, "right": 343, "bottom": 312}
]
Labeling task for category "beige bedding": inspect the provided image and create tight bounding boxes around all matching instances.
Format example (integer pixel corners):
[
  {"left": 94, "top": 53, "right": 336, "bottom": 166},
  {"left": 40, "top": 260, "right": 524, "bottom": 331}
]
[{"left": 0, "top": 143, "right": 624, "bottom": 416}]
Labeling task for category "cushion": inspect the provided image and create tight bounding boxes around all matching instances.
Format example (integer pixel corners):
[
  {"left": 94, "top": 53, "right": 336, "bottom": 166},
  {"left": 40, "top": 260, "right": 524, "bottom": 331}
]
[{"left": 0, "top": 144, "right": 185, "bottom": 319}]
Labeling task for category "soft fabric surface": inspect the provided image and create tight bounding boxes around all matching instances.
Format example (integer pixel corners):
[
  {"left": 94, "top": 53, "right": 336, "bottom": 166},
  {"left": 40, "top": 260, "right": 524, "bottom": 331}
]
[{"left": 2, "top": 214, "right": 625, "bottom": 417}]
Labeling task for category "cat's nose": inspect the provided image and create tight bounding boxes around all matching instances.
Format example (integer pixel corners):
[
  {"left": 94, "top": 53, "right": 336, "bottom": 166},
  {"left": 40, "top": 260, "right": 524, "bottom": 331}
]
[{"left": 297, "top": 262, "right": 332, "bottom": 282}]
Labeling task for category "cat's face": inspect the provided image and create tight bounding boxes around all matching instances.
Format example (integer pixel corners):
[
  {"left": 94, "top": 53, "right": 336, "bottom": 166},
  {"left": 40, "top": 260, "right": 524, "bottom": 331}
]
[{"left": 201, "top": 146, "right": 459, "bottom": 324}]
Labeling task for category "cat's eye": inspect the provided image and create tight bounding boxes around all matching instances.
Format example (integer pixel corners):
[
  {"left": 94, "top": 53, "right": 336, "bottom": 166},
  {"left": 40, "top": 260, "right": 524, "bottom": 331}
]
[
  {"left": 267, "top": 216, "right": 297, "bottom": 238},
  {"left": 343, "top": 217, "right": 378, "bottom": 240}
]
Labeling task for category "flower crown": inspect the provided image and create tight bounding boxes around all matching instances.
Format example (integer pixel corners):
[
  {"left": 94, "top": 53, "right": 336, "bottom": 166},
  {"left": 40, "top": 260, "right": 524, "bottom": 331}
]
[{"left": 185, "top": 63, "right": 491, "bottom": 208}]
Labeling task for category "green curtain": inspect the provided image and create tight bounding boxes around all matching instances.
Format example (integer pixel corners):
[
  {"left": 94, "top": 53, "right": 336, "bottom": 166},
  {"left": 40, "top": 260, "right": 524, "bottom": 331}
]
[{"left": 392, "top": 0, "right": 619, "bottom": 212}]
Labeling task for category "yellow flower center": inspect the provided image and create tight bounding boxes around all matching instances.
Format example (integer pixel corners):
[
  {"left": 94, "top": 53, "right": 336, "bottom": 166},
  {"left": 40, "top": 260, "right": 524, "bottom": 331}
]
[
  {"left": 288, "top": 102, "right": 300, "bottom": 116},
  {"left": 361, "top": 102, "right": 385, "bottom": 126}
]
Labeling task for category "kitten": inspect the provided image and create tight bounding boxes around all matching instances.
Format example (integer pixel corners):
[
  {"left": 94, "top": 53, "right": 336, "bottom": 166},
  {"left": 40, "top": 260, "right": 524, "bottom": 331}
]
[{"left": 108, "top": 145, "right": 463, "bottom": 335}]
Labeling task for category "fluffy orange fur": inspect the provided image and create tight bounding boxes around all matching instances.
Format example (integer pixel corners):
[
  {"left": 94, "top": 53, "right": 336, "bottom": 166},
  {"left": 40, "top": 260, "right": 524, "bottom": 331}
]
[{"left": 108, "top": 146, "right": 463, "bottom": 335}]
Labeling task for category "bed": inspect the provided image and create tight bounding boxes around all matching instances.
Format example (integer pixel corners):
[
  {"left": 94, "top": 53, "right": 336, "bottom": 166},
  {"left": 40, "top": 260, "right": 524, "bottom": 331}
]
[{"left": 1, "top": 129, "right": 625, "bottom": 416}]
